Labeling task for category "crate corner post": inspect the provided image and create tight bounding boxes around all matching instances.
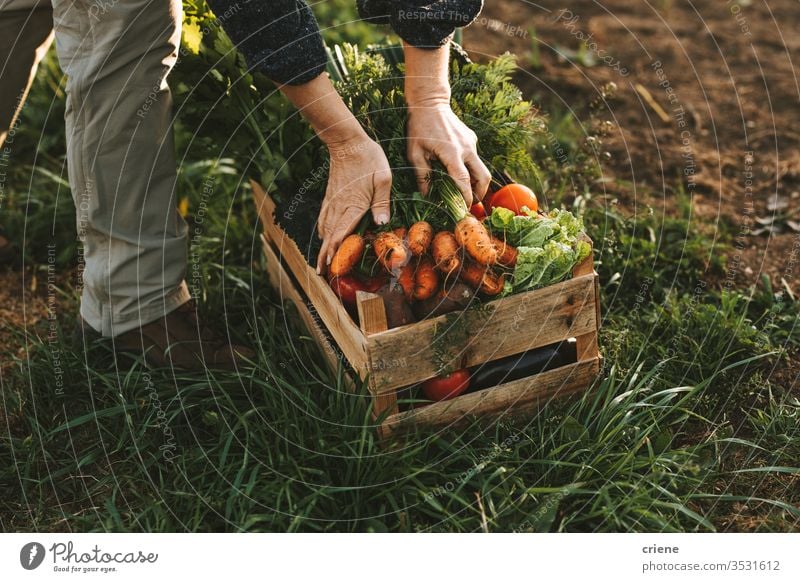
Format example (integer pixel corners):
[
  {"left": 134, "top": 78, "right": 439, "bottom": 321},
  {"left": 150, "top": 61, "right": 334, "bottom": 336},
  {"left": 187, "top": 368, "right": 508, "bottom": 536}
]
[
  {"left": 356, "top": 291, "right": 399, "bottom": 430},
  {"left": 571, "top": 236, "right": 601, "bottom": 365}
]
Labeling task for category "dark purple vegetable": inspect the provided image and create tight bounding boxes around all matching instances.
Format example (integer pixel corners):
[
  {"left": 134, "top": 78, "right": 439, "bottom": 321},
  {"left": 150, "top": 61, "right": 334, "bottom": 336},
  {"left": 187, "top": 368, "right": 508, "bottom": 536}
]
[
  {"left": 412, "top": 281, "right": 478, "bottom": 320},
  {"left": 467, "top": 340, "right": 577, "bottom": 392},
  {"left": 376, "top": 283, "right": 416, "bottom": 329}
]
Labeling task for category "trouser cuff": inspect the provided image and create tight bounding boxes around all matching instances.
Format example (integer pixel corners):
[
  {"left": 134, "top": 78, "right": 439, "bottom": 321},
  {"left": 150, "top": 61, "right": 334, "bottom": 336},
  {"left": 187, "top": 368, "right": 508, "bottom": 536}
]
[{"left": 80, "top": 280, "right": 192, "bottom": 338}]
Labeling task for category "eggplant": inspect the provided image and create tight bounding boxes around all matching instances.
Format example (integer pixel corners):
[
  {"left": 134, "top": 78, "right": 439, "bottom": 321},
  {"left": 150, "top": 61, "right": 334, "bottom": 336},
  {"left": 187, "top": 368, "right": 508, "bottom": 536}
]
[{"left": 468, "top": 340, "right": 577, "bottom": 392}]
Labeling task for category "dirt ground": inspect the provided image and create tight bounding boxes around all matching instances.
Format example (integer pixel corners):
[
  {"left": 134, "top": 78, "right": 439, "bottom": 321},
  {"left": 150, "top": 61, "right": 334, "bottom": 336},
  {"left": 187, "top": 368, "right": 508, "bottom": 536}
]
[{"left": 465, "top": 0, "right": 799, "bottom": 292}]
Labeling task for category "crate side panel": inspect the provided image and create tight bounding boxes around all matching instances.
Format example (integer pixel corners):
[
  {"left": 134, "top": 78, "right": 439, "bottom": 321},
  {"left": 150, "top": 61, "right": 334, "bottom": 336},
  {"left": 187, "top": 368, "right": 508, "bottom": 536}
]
[
  {"left": 252, "top": 181, "right": 368, "bottom": 374},
  {"left": 382, "top": 357, "right": 600, "bottom": 434},
  {"left": 367, "top": 273, "right": 598, "bottom": 393}
]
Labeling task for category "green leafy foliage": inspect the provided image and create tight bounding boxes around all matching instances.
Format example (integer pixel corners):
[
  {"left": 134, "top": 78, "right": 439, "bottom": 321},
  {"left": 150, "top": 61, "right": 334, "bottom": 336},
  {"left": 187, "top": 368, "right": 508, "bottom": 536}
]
[{"left": 488, "top": 207, "right": 590, "bottom": 292}]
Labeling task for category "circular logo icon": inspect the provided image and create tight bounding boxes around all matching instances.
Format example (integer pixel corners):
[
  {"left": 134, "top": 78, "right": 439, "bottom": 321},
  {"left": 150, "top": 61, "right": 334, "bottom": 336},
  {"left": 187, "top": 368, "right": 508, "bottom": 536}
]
[{"left": 20, "top": 542, "right": 46, "bottom": 570}]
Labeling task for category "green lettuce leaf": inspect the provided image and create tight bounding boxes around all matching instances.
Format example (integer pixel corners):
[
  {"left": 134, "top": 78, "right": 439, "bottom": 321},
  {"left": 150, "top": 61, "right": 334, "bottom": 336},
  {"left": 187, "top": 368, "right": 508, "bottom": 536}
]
[{"left": 487, "top": 206, "right": 591, "bottom": 291}]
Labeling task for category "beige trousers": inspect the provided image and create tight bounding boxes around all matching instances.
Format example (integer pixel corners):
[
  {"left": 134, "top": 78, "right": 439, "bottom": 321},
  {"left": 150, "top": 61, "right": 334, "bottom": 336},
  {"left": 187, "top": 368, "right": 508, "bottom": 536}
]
[{"left": 1, "top": 0, "right": 190, "bottom": 336}]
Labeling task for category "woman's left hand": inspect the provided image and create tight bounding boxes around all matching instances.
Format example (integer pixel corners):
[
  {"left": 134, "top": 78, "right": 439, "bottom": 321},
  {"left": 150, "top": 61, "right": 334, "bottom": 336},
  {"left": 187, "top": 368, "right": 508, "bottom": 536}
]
[{"left": 406, "top": 103, "right": 491, "bottom": 207}]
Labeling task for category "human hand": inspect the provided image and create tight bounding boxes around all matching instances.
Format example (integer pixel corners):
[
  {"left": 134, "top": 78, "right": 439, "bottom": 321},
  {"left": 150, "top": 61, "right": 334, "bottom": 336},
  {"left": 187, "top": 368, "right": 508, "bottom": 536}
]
[
  {"left": 406, "top": 103, "right": 491, "bottom": 206},
  {"left": 317, "top": 136, "right": 392, "bottom": 274}
]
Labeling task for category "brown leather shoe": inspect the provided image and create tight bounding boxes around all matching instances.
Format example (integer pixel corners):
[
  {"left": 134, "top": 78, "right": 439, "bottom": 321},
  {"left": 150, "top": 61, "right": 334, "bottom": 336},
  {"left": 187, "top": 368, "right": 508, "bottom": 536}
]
[{"left": 80, "top": 301, "right": 255, "bottom": 371}]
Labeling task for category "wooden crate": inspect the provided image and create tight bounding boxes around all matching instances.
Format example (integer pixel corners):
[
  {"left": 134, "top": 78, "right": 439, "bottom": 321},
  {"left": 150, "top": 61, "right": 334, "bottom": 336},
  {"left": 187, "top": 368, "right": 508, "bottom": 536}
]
[{"left": 253, "top": 181, "right": 601, "bottom": 437}]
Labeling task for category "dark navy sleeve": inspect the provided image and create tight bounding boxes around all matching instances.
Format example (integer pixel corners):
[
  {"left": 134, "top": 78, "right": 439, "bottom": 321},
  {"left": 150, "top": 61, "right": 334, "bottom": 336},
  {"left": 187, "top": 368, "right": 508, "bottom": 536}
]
[
  {"left": 357, "top": 0, "right": 484, "bottom": 47},
  {"left": 207, "top": 0, "right": 327, "bottom": 85}
]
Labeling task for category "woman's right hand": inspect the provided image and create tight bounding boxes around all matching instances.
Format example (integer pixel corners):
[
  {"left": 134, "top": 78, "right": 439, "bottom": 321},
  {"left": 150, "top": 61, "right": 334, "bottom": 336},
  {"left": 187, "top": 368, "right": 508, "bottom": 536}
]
[
  {"left": 277, "top": 73, "right": 393, "bottom": 274},
  {"left": 316, "top": 135, "right": 392, "bottom": 274}
]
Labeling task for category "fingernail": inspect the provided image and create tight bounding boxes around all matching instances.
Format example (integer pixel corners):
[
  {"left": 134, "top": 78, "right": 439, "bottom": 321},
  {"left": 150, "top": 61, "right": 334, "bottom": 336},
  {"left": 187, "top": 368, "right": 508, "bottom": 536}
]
[
  {"left": 375, "top": 212, "right": 390, "bottom": 225},
  {"left": 326, "top": 254, "right": 332, "bottom": 266}
]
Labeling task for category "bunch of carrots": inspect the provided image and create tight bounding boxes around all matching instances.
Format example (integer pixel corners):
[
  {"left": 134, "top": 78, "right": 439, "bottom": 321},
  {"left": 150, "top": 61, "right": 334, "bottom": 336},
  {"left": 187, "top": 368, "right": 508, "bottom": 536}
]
[{"left": 328, "top": 177, "right": 521, "bottom": 326}]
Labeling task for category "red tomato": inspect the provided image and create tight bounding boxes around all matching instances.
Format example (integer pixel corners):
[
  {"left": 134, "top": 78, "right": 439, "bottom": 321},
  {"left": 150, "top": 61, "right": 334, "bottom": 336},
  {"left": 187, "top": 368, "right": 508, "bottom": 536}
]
[
  {"left": 470, "top": 201, "right": 487, "bottom": 220},
  {"left": 421, "top": 369, "right": 471, "bottom": 402},
  {"left": 486, "top": 183, "right": 538, "bottom": 215},
  {"left": 329, "top": 275, "right": 362, "bottom": 307}
]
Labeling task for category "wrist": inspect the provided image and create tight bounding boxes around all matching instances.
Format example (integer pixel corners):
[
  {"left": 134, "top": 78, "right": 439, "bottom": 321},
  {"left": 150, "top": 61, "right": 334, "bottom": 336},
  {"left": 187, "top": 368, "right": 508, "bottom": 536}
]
[
  {"left": 403, "top": 42, "right": 452, "bottom": 109},
  {"left": 319, "top": 119, "right": 369, "bottom": 149}
]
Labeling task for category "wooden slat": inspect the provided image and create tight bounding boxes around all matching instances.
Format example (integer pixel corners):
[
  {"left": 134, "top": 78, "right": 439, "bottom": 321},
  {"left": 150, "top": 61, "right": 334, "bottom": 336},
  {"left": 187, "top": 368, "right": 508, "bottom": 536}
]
[
  {"left": 252, "top": 180, "right": 369, "bottom": 374},
  {"left": 572, "top": 235, "right": 600, "bottom": 362},
  {"left": 366, "top": 273, "right": 598, "bottom": 393},
  {"left": 261, "top": 234, "right": 343, "bottom": 375},
  {"left": 356, "top": 291, "right": 388, "bottom": 335},
  {"left": 381, "top": 357, "right": 601, "bottom": 434},
  {"left": 355, "top": 291, "right": 398, "bottom": 420}
]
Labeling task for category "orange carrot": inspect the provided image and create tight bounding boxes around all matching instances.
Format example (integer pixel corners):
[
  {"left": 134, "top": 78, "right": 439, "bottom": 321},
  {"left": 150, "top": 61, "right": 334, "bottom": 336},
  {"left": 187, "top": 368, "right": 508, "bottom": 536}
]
[
  {"left": 491, "top": 235, "right": 518, "bottom": 268},
  {"left": 413, "top": 256, "right": 439, "bottom": 301},
  {"left": 432, "top": 231, "right": 461, "bottom": 274},
  {"left": 393, "top": 226, "right": 408, "bottom": 240},
  {"left": 396, "top": 262, "right": 415, "bottom": 300},
  {"left": 408, "top": 221, "right": 433, "bottom": 256},
  {"left": 458, "top": 261, "right": 505, "bottom": 296},
  {"left": 373, "top": 231, "right": 408, "bottom": 272},
  {"left": 329, "top": 234, "right": 365, "bottom": 277},
  {"left": 480, "top": 271, "right": 505, "bottom": 296},
  {"left": 454, "top": 215, "right": 497, "bottom": 266}
]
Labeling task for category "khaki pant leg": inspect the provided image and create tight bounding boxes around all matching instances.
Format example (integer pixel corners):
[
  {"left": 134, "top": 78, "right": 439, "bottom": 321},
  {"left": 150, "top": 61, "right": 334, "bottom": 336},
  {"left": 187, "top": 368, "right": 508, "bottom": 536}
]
[
  {"left": 0, "top": 0, "right": 53, "bottom": 149},
  {"left": 51, "top": 0, "right": 190, "bottom": 337}
]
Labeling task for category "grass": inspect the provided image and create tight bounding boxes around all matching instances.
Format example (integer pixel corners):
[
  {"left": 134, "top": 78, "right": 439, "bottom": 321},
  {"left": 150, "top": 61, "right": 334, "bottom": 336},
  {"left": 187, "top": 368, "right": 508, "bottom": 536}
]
[{"left": 1, "top": 6, "right": 798, "bottom": 533}]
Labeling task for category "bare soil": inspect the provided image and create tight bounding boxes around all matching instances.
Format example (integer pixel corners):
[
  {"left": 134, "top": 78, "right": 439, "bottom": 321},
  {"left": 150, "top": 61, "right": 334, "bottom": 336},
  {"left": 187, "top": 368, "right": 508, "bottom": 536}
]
[{"left": 464, "top": 0, "right": 800, "bottom": 293}]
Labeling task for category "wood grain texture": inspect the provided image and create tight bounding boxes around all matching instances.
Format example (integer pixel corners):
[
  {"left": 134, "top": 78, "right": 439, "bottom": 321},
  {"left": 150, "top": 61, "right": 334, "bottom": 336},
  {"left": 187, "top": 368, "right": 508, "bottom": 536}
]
[
  {"left": 355, "top": 292, "right": 398, "bottom": 420},
  {"left": 356, "top": 291, "right": 388, "bottom": 335},
  {"left": 382, "top": 357, "right": 601, "bottom": 434},
  {"left": 366, "top": 273, "right": 598, "bottom": 393},
  {"left": 572, "top": 234, "right": 601, "bottom": 362},
  {"left": 261, "top": 235, "right": 346, "bottom": 376},
  {"left": 253, "top": 180, "right": 369, "bottom": 374}
]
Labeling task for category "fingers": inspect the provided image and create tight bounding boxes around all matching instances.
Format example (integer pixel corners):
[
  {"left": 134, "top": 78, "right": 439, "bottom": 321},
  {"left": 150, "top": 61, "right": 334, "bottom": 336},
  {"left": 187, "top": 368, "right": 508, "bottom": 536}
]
[
  {"left": 317, "top": 205, "right": 366, "bottom": 274},
  {"left": 370, "top": 167, "right": 392, "bottom": 225},
  {"left": 408, "top": 147, "right": 432, "bottom": 196},
  {"left": 317, "top": 238, "right": 331, "bottom": 274},
  {"left": 465, "top": 153, "right": 492, "bottom": 201},
  {"left": 440, "top": 152, "right": 474, "bottom": 207}
]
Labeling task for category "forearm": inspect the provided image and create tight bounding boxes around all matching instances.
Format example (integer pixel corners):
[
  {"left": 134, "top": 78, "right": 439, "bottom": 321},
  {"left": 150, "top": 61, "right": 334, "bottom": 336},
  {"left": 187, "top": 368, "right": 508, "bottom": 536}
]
[
  {"left": 207, "top": 0, "right": 326, "bottom": 85},
  {"left": 279, "top": 74, "right": 367, "bottom": 147},
  {"left": 403, "top": 41, "right": 451, "bottom": 108}
]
